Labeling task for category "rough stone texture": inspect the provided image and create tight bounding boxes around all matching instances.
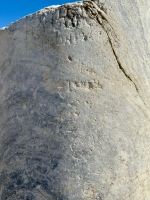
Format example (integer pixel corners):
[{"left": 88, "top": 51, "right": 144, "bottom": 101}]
[{"left": 0, "top": 0, "right": 150, "bottom": 199}]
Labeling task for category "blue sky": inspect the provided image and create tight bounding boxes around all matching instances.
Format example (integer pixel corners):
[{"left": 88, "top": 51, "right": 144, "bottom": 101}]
[{"left": 0, "top": 0, "right": 78, "bottom": 28}]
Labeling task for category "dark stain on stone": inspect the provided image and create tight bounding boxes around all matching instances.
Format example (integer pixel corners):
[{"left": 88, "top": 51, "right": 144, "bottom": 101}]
[
  {"left": 36, "top": 165, "right": 47, "bottom": 174},
  {"left": 51, "top": 161, "right": 58, "bottom": 170},
  {"left": 84, "top": 35, "right": 88, "bottom": 41},
  {"left": 26, "top": 193, "right": 34, "bottom": 200},
  {"left": 68, "top": 55, "right": 72, "bottom": 61}
]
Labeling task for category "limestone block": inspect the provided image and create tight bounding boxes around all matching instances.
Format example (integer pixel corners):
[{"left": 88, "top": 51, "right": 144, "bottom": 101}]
[{"left": 0, "top": 0, "right": 150, "bottom": 199}]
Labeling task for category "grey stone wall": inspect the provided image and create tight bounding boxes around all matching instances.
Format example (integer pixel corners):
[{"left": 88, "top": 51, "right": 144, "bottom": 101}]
[{"left": 0, "top": 0, "right": 150, "bottom": 199}]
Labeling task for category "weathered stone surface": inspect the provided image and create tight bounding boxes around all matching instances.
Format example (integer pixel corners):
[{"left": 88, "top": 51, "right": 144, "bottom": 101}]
[{"left": 0, "top": 0, "right": 150, "bottom": 199}]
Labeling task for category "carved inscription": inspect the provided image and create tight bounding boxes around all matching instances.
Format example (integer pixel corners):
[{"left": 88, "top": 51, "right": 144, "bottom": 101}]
[{"left": 68, "top": 80, "right": 103, "bottom": 92}]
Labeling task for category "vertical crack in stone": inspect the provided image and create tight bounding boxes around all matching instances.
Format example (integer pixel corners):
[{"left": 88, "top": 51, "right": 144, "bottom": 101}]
[
  {"left": 83, "top": 0, "right": 149, "bottom": 112},
  {"left": 107, "top": 34, "right": 139, "bottom": 94}
]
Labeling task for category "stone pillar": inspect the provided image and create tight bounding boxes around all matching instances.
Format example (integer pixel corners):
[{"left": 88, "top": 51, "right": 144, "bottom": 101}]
[{"left": 0, "top": 1, "right": 150, "bottom": 199}]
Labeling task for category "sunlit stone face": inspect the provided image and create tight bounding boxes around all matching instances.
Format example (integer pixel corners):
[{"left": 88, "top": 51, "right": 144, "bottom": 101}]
[{"left": 0, "top": 0, "right": 150, "bottom": 199}]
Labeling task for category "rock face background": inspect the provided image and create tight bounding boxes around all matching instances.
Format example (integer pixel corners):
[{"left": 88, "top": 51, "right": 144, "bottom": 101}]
[{"left": 0, "top": 0, "right": 150, "bottom": 199}]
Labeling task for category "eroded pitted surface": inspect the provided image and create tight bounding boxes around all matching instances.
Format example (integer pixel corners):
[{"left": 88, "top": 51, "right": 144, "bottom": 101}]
[{"left": 0, "top": 0, "right": 150, "bottom": 199}]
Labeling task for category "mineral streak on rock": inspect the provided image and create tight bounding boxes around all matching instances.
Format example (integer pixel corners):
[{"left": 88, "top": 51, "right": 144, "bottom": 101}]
[{"left": 0, "top": 0, "right": 150, "bottom": 199}]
